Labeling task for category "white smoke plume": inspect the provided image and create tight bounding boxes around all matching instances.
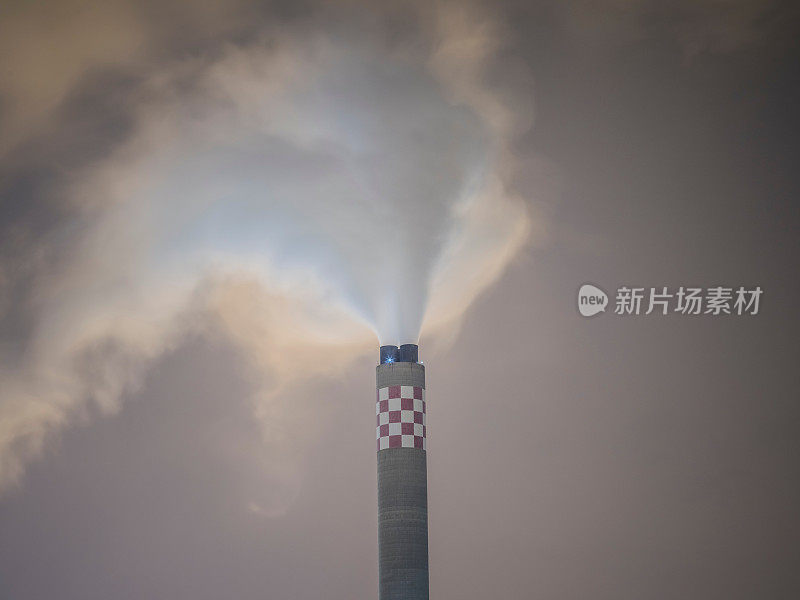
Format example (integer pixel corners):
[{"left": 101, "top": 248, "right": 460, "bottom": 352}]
[{"left": 0, "top": 1, "right": 531, "bottom": 503}]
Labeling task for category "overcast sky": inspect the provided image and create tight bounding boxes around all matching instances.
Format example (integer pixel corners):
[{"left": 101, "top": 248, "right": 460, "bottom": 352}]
[{"left": 1, "top": 1, "right": 799, "bottom": 598}]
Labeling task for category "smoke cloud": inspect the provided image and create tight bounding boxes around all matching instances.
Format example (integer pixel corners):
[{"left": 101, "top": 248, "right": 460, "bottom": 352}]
[{"left": 0, "top": 1, "right": 531, "bottom": 497}]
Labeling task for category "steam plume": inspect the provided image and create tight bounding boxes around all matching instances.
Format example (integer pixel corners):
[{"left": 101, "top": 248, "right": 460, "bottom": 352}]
[{"left": 0, "top": 2, "right": 531, "bottom": 501}]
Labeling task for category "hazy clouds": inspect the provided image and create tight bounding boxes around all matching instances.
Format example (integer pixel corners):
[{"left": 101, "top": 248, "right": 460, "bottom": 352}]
[
  {"left": 1, "top": 0, "right": 798, "bottom": 598},
  {"left": 0, "top": 0, "right": 532, "bottom": 497}
]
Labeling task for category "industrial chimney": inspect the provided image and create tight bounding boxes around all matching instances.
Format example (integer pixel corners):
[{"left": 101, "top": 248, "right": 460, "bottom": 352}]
[{"left": 376, "top": 343, "right": 428, "bottom": 599}]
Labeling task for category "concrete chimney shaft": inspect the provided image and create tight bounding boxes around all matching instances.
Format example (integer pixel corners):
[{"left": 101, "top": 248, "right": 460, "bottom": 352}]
[{"left": 376, "top": 346, "right": 428, "bottom": 599}]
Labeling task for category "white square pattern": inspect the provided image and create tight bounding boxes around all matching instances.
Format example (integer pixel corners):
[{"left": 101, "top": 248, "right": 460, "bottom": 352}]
[{"left": 376, "top": 385, "right": 426, "bottom": 450}]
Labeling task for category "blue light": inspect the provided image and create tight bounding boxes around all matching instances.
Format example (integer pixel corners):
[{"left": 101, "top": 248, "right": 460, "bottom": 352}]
[{"left": 379, "top": 345, "right": 401, "bottom": 364}]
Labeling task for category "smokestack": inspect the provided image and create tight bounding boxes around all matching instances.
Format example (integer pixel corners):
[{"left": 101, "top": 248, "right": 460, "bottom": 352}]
[{"left": 376, "top": 344, "right": 428, "bottom": 599}]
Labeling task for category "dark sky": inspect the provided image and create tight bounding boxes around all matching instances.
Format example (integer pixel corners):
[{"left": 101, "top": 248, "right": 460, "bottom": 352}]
[{"left": 1, "top": 1, "right": 799, "bottom": 598}]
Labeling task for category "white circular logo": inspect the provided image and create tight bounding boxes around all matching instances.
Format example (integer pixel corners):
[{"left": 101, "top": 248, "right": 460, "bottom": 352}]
[{"left": 578, "top": 284, "right": 608, "bottom": 317}]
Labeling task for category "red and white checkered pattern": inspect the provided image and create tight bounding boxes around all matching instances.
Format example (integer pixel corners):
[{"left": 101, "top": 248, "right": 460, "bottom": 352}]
[{"left": 376, "top": 385, "right": 426, "bottom": 451}]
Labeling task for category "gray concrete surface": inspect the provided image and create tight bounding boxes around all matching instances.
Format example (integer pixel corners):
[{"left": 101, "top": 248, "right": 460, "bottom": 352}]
[{"left": 376, "top": 362, "right": 428, "bottom": 600}]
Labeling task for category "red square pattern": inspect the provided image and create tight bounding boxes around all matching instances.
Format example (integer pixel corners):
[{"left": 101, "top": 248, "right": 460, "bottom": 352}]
[{"left": 376, "top": 386, "right": 426, "bottom": 451}]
